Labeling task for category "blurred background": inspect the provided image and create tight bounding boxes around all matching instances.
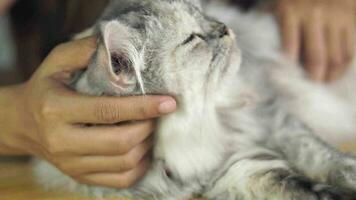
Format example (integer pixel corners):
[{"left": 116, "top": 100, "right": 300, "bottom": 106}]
[{"left": 0, "top": 0, "right": 109, "bottom": 85}]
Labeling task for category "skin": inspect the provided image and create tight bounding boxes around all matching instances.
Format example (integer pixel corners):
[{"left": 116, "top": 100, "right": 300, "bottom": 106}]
[
  {"left": 0, "top": 37, "right": 177, "bottom": 189},
  {"left": 0, "top": 0, "right": 15, "bottom": 15},
  {"left": 274, "top": 0, "right": 356, "bottom": 82}
]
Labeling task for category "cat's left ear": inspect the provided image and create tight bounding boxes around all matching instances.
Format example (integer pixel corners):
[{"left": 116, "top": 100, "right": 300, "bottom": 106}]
[{"left": 97, "top": 20, "right": 144, "bottom": 93}]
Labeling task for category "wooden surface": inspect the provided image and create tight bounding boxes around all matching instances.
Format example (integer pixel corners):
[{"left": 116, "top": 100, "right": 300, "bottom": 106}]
[
  {"left": 0, "top": 159, "right": 115, "bottom": 200},
  {"left": 1, "top": 143, "right": 356, "bottom": 200}
]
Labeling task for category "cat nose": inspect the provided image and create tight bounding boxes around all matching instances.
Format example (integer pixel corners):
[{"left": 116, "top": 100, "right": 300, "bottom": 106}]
[{"left": 218, "top": 25, "right": 230, "bottom": 38}]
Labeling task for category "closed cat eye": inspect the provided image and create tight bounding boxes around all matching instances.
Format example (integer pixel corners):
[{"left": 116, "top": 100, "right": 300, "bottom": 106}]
[{"left": 182, "top": 33, "right": 205, "bottom": 45}]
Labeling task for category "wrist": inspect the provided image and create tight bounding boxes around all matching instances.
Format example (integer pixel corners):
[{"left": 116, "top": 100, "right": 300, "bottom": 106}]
[{"left": 0, "top": 84, "right": 30, "bottom": 155}]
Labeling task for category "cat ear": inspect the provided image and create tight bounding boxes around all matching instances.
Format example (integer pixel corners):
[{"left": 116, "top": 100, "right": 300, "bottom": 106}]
[{"left": 97, "top": 20, "right": 142, "bottom": 92}]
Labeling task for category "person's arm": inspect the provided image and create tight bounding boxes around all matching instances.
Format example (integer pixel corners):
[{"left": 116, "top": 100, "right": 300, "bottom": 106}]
[
  {"left": 0, "top": 37, "right": 177, "bottom": 189},
  {"left": 0, "top": 84, "right": 27, "bottom": 155}
]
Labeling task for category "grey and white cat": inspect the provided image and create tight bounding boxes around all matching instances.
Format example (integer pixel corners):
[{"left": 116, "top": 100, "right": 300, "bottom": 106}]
[{"left": 33, "top": 0, "right": 356, "bottom": 199}]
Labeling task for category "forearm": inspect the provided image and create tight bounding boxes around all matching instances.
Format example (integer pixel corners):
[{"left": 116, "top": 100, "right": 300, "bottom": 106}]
[{"left": 0, "top": 84, "right": 29, "bottom": 155}]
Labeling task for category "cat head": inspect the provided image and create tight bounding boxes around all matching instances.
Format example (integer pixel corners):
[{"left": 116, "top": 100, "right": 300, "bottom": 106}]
[{"left": 76, "top": 0, "right": 241, "bottom": 104}]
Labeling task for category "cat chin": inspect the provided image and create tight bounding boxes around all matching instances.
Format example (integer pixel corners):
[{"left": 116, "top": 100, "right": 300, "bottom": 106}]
[{"left": 230, "top": 47, "right": 242, "bottom": 71}]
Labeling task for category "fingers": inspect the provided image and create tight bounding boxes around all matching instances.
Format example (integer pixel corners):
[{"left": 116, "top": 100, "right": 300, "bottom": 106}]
[
  {"left": 345, "top": 25, "right": 355, "bottom": 65},
  {"left": 303, "top": 10, "right": 327, "bottom": 82},
  {"left": 275, "top": 0, "right": 356, "bottom": 82},
  {"left": 42, "top": 37, "right": 97, "bottom": 75},
  {"left": 55, "top": 137, "right": 153, "bottom": 176},
  {"left": 55, "top": 88, "right": 177, "bottom": 123},
  {"left": 280, "top": 7, "right": 301, "bottom": 62},
  {"left": 326, "top": 26, "right": 344, "bottom": 82},
  {"left": 46, "top": 121, "right": 155, "bottom": 156},
  {"left": 77, "top": 157, "right": 150, "bottom": 189}
]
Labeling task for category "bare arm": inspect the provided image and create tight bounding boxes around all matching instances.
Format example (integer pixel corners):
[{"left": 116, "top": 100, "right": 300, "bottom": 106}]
[{"left": 0, "top": 84, "right": 28, "bottom": 155}]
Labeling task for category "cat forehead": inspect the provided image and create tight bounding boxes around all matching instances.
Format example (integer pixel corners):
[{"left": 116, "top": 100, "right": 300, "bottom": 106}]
[
  {"left": 102, "top": 0, "right": 203, "bottom": 33},
  {"left": 145, "top": 6, "right": 202, "bottom": 38}
]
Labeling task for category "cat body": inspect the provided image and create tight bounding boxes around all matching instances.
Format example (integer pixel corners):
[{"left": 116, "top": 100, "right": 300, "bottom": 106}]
[{"left": 34, "top": 0, "right": 356, "bottom": 199}]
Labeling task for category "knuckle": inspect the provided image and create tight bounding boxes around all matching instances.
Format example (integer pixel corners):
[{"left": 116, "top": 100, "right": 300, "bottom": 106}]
[
  {"left": 67, "top": 170, "right": 82, "bottom": 178},
  {"left": 345, "top": 54, "right": 354, "bottom": 63},
  {"left": 44, "top": 136, "right": 62, "bottom": 155},
  {"left": 117, "top": 131, "right": 141, "bottom": 153},
  {"left": 39, "top": 102, "right": 57, "bottom": 119},
  {"left": 75, "top": 177, "right": 89, "bottom": 185},
  {"left": 137, "top": 106, "right": 150, "bottom": 118},
  {"left": 121, "top": 156, "right": 138, "bottom": 170},
  {"left": 330, "top": 60, "right": 342, "bottom": 68},
  {"left": 278, "top": 1, "right": 292, "bottom": 14},
  {"left": 94, "top": 101, "right": 121, "bottom": 123},
  {"left": 56, "top": 162, "right": 69, "bottom": 173},
  {"left": 49, "top": 158, "right": 62, "bottom": 169},
  {"left": 134, "top": 100, "right": 155, "bottom": 119},
  {"left": 37, "top": 95, "right": 60, "bottom": 120},
  {"left": 307, "top": 56, "right": 325, "bottom": 67},
  {"left": 117, "top": 179, "right": 132, "bottom": 189},
  {"left": 330, "top": 56, "right": 343, "bottom": 67},
  {"left": 145, "top": 120, "right": 156, "bottom": 132},
  {"left": 58, "top": 164, "right": 82, "bottom": 177},
  {"left": 52, "top": 160, "right": 81, "bottom": 178},
  {"left": 117, "top": 137, "right": 132, "bottom": 153},
  {"left": 47, "top": 145, "right": 60, "bottom": 156}
]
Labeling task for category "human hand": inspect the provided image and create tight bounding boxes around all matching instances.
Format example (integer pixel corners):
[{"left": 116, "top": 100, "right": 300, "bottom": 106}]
[
  {"left": 275, "top": 0, "right": 356, "bottom": 82},
  {"left": 2, "top": 37, "right": 177, "bottom": 188}
]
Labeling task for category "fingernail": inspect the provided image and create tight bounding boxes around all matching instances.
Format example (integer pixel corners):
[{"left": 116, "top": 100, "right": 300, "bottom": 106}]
[{"left": 159, "top": 98, "right": 177, "bottom": 114}]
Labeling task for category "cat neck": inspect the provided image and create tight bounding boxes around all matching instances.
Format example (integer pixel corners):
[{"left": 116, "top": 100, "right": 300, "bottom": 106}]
[
  {"left": 154, "top": 93, "right": 227, "bottom": 180},
  {"left": 158, "top": 95, "right": 221, "bottom": 139}
]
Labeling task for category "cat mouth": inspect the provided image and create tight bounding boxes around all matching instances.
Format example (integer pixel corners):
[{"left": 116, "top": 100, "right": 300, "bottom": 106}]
[
  {"left": 210, "top": 30, "right": 240, "bottom": 78},
  {"left": 212, "top": 31, "right": 236, "bottom": 63}
]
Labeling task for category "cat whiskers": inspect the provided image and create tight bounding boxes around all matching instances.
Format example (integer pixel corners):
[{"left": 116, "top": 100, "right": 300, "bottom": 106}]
[{"left": 132, "top": 43, "right": 147, "bottom": 95}]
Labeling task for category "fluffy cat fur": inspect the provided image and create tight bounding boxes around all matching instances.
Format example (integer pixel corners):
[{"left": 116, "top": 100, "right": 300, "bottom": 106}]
[{"left": 33, "top": 0, "right": 356, "bottom": 199}]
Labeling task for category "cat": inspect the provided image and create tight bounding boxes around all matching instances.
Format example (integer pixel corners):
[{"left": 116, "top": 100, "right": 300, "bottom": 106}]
[{"left": 33, "top": 0, "right": 356, "bottom": 199}]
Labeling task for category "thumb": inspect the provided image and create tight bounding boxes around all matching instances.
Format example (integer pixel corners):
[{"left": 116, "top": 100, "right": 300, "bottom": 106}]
[{"left": 42, "top": 37, "right": 97, "bottom": 76}]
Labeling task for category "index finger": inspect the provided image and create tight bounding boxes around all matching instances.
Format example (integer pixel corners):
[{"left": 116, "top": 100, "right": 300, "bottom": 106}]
[
  {"left": 279, "top": 10, "right": 301, "bottom": 62},
  {"left": 55, "top": 88, "right": 177, "bottom": 123},
  {"left": 43, "top": 37, "right": 97, "bottom": 74},
  {"left": 303, "top": 11, "right": 327, "bottom": 82}
]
